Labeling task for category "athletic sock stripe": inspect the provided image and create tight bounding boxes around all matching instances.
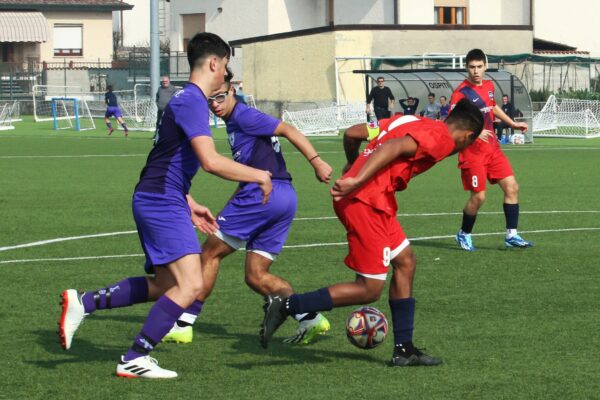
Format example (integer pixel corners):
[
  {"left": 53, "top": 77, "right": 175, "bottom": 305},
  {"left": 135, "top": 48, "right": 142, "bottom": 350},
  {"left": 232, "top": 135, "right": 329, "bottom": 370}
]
[
  {"left": 140, "top": 332, "right": 157, "bottom": 347},
  {"left": 105, "top": 290, "right": 112, "bottom": 309}
]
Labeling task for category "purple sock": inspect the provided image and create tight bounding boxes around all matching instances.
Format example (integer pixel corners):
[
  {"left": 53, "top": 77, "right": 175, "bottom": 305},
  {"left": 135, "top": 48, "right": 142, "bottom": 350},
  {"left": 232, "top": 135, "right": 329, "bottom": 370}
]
[
  {"left": 81, "top": 277, "right": 148, "bottom": 314},
  {"left": 389, "top": 297, "right": 416, "bottom": 345},
  {"left": 177, "top": 300, "right": 203, "bottom": 327},
  {"left": 124, "top": 295, "right": 184, "bottom": 361}
]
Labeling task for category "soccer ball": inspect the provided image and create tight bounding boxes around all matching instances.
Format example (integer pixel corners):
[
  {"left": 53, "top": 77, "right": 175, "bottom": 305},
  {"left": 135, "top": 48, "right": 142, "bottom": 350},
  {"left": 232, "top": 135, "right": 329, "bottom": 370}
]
[
  {"left": 510, "top": 133, "right": 525, "bottom": 145},
  {"left": 346, "top": 306, "right": 388, "bottom": 349}
]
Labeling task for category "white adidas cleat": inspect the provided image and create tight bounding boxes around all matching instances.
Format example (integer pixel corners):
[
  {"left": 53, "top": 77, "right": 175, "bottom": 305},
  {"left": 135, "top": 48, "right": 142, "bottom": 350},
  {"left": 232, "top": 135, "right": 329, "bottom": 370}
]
[
  {"left": 116, "top": 355, "right": 178, "bottom": 379},
  {"left": 58, "top": 289, "right": 87, "bottom": 350}
]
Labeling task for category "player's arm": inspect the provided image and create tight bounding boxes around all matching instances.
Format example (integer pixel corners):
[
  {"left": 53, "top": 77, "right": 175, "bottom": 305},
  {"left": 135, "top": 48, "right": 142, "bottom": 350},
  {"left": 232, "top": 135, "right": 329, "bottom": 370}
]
[
  {"left": 274, "top": 122, "right": 332, "bottom": 183},
  {"left": 342, "top": 123, "right": 370, "bottom": 173},
  {"left": 331, "top": 136, "right": 418, "bottom": 199},
  {"left": 388, "top": 88, "right": 395, "bottom": 108},
  {"left": 494, "top": 104, "right": 528, "bottom": 132},
  {"left": 185, "top": 194, "right": 219, "bottom": 234},
  {"left": 366, "top": 88, "right": 374, "bottom": 112},
  {"left": 191, "top": 136, "right": 272, "bottom": 204}
]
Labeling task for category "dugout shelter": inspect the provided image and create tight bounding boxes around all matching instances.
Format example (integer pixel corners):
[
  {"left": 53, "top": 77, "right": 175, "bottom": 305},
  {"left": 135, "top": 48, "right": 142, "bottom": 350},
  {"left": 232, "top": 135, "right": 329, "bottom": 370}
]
[{"left": 357, "top": 69, "right": 533, "bottom": 143}]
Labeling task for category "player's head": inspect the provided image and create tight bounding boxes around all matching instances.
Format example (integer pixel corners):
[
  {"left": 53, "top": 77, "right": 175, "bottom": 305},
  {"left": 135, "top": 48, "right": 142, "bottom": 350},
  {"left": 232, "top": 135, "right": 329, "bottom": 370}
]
[
  {"left": 187, "top": 32, "right": 230, "bottom": 87},
  {"left": 502, "top": 94, "right": 509, "bottom": 104},
  {"left": 107, "top": 85, "right": 113, "bottom": 92},
  {"left": 444, "top": 98, "right": 484, "bottom": 151},
  {"left": 440, "top": 95, "right": 447, "bottom": 104},
  {"left": 428, "top": 92, "right": 435, "bottom": 103},
  {"left": 161, "top": 76, "right": 170, "bottom": 87},
  {"left": 376, "top": 77, "right": 385, "bottom": 87},
  {"left": 465, "top": 48, "right": 487, "bottom": 85},
  {"left": 207, "top": 68, "right": 236, "bottom": 119},
  {"left": 407, "top": 97, "right": 415, "bottom": 105}
]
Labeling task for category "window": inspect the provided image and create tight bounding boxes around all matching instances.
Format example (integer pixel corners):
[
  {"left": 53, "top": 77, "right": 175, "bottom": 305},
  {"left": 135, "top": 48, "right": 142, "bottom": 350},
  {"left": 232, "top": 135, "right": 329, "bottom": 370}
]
[
  {"left": 181, "top": 14, "right": 205, "bottom": 50},
  {"left": 435, "top": 6, "right": 467, "bottom": 25},
  {"left": 53, "top": 25, "right": 83, "bottom": 56}
]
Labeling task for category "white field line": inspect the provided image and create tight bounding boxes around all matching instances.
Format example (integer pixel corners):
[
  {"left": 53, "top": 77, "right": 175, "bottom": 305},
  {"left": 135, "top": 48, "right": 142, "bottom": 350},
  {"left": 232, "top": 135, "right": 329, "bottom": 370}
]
[
  {"left": 1, "top": 210, "right": 599, "bottom": 253},
  {"left": 1, "top": 226, "right": 599, "bottom": 265},
  {"left": 2, "top": 146, "right": 600, "bottom": 159}
]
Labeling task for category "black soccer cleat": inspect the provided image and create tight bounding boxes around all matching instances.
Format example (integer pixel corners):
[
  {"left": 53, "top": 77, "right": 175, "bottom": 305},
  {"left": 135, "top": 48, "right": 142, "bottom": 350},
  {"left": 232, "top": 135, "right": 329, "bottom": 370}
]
[
  {"left": 390, "top": 343, "right": 443, "bottom": 367},
  {"left": 260, "top": 295, "right": 289, "bottom": 348}
]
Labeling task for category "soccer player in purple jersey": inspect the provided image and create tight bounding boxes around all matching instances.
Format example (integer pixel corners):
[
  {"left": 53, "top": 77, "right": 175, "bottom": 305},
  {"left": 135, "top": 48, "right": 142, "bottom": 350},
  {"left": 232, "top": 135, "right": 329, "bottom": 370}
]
[
  {"left": 163, "top": 74, "right": 334, "bottom": 345},
  {"left": 104, "top": 85, "right": 129, "bottom": 136},
  {"left": 57, "top": 33, "right": 273, "bottom": 379}
]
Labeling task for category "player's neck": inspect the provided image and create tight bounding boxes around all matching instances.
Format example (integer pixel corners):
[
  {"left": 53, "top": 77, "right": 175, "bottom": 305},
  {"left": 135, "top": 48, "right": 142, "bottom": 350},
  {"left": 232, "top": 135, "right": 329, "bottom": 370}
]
[
  {"left": 467, "top": 78, "right": 483, "bottom": 86},
  {"left": 189, "top": 70, "right": 220, "bottom": 98}
]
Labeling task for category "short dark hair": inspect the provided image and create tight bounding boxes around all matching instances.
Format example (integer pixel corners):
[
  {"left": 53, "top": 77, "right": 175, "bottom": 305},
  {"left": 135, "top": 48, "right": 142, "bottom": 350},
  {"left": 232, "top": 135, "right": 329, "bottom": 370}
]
[
  {"left": 428, "top": 92, "right": 435, "bottom": 97},
  {"left": 503, "top": 94, "right": 509, "bottom": 99},
  {"left": 465, "top": 48, "right": 486, "bottom": 65},
  {"left": 107, "top": 85, "right": 113, "bottom": 92},
  {"left": 445, "top": 98, "right": 484, "bottom": 140},
  {"left": 440, "top": 95, "right": 447, "bottom": 101},
  {"left": 187, "top": 32, "right": 231, "bottom": 70},
  {"left": 407, "top": 97, "right": 414, "bottom": 101},
  {"left": 377, "top": 76, "right": 384, "bottom": 81},
  {"left": 224, "top": 67, "right": 233, "bottom": 89}
]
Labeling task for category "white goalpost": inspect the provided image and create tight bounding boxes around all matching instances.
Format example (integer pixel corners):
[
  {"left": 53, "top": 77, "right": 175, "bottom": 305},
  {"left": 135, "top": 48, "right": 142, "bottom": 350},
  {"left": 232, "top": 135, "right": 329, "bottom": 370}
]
[
  {"left": 533, "top": 95, "right": 600, "bottom": 138},
  {"left": 282, "top": 102, "right": 366, "bottom": 136},
  {"left": 33, "top": 84, "right": 157, "bottom": 131},
  {"left": 51, "top": 97, "right": 96, "bottom": 131}
]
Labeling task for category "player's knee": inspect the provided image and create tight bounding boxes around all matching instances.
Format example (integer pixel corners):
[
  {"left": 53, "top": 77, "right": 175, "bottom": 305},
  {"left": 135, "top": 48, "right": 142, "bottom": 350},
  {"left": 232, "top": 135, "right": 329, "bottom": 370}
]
[
  {"left": 392, "top": 250, "right": 416, "bottom": 274},
  {"left": 244, "top": 271, "right": 264, "bottom": 291},
  {"left": 507, "top": 180, "right": 519, "bottom": 196},
  {"left": 472, "top": 191, "right": 486, "bottom": 207}
]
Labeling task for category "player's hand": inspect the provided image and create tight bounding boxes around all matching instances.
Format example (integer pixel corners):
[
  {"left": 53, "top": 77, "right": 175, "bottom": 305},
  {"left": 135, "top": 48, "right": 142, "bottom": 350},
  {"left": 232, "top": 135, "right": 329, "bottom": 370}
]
[
  {"left": 187, "top": 197, "right": 219, "bottom": 234},
  {"left": 311, "top": 157, "right": 333, "bottom": 184},
  {"left": 330, "top": 177, "right": 359, "bottom": 201},
  {"left": 478, "top": 129, "right": 494, "bottom": 143},
  {"left": 513, "top": 121, "right": 528, "bottom": 133},
  {"left": 258, "top": 170, "right": 272, "bottom": 205}
]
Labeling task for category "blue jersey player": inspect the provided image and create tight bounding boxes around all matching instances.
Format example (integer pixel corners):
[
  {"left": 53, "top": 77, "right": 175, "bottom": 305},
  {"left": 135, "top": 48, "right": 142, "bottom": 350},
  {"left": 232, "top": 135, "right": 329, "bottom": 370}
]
[
  {"left": 163, "top": 74, "right": 333, "bottom": 346},
  {"left": 57, "top": 33, "right": 272, "bottom": 379},
  {"left": 104, "top": 85, "right": 129, "bottom": 136}
]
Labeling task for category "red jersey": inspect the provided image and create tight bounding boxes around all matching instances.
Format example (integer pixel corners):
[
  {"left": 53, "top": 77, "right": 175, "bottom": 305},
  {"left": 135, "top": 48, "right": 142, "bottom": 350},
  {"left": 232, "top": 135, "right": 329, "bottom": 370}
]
[
  {"left": 344, "top": 115, "right": 455, "bottom": 215},
  {"left": 450, "top": 79, "right": 499, "bottom": 164}
]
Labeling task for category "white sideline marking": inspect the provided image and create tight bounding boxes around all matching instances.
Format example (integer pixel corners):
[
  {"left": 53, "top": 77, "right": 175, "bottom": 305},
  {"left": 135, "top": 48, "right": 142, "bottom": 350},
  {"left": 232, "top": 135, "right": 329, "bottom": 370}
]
[
  {"left": 1, "top": 226, "right": 599, "bottom": 265},
  {"left": 1, "top": 210, "right": 599, "bottom": 252},
  {"left": 2, "top": 147, "right": 600, "bottom": 159}
]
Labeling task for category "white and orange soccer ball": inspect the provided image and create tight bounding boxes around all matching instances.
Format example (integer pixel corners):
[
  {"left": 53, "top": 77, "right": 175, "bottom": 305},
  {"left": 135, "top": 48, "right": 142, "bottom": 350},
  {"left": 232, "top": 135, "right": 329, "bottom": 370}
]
[{"left": 346, "top": 306, "right": 388, "bottom": 349}]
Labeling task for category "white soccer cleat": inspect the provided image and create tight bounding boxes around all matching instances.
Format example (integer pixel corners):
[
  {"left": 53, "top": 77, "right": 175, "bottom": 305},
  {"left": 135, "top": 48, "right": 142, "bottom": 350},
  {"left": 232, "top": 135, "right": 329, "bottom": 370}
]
[
  {"left": 58, "top": 289, "right": 87, "bottom": 350},
  {"left": 116, "top": 355, "right": 178, "bottom": 379}
]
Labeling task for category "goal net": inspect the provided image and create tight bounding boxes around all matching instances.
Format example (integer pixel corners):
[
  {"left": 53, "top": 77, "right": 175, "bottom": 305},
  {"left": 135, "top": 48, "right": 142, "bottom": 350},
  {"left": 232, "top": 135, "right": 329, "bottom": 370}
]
[
  {"left": 51, "top": 97, "right": 96, "bottom": 131},
  {"left": 533, "top": 95, "right": 600, "bottom": 138},
  {"left": 282, "top": 102, "right": 366, "bottom": 136},
  {"left": 34, "top": 85, "right": 157, "bottom": 131},
  {"left": 0, "top": 101, "right": 17, "bottom": 130}
]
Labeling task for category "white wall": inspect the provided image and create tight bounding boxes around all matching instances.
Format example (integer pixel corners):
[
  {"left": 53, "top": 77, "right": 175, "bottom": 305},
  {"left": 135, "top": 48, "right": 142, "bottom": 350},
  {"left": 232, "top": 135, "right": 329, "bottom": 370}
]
[
  {"left": 117, "top": 0, "right": 171, "bottom": 47},
  {"left": 334, "top": 0, "right": 394, "bottom": 24},
  {"left": 534, "top": 0, "right": 600, "bottom": 56},
  {"left": 269, "top": 0, "right": 325, "bottom": 32},
  {"left": 469, "top": 0, "right": 529, "bottom": 25},
  {"left": 398, "top": 0, "right": 434, "bottom": 24}
]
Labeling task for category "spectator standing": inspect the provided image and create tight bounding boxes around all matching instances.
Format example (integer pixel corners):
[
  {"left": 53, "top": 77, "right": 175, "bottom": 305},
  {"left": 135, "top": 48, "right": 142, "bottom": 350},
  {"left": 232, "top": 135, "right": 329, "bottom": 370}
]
[
  {"left": 156, "top": 76, "right": 179, "bottom": 128},
  {"left": 366, "top": 77, "right": 395, "bottom": 120}
]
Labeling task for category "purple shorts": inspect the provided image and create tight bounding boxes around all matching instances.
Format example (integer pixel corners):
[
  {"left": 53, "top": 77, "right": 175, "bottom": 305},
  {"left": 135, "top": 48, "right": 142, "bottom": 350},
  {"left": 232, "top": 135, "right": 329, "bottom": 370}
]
[
  {"left": 132, "top": 191, "right": 201, "bottom": 273},
  {"left": 218, "top": 180, "right": 297, "bottom": 254},
  {"left": 105, "top": 106, "right": 123, "bottom": 118}
]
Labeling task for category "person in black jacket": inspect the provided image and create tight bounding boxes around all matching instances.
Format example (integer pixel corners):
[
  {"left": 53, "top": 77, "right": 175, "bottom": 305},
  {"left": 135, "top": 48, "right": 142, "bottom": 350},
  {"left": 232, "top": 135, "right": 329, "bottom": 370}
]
[
  {"left": 399, "top": 96, "right": 419, "bottom": 115},
  {"left": 366, "top": 77, "right": 395, "bottom": 120}
]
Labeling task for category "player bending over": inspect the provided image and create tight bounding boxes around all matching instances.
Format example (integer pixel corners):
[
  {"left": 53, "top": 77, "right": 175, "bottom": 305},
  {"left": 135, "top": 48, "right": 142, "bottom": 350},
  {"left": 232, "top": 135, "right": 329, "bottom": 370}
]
[
  {"left": 163, "top": 72, "right": 333, "bottom": 345},
  {"left": 452, "top": 49, "right": 533, "bottom": 251},
  {"left": 58, "top": 33, "right": 272, "bottom": 379},
  {"left": 260, "top": 98, "right": 483, "bottom": 366},
  {"left": 104, "top": 85, "right": 129, "bottom": 136}
]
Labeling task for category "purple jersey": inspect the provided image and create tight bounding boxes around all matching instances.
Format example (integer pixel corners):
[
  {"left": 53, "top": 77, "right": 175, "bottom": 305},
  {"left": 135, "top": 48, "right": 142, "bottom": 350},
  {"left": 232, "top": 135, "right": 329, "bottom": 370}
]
[
  {"left": 135, "top": 83, "right": 212, "bottom": 195},
  {"left": 225, "top": 103, "right": 291, "bottom": 181}
]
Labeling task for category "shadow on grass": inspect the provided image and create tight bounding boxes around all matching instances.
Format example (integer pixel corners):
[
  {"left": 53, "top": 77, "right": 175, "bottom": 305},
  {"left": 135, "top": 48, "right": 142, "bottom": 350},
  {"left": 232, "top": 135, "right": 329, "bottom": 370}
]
[{"left": 196, "top": 321, "right": 385, "bottom": 369}]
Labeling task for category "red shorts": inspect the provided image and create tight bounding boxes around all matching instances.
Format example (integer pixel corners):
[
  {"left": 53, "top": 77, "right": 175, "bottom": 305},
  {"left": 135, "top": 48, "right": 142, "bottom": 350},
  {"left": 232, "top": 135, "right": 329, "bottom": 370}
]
[
  {"left": 460, "top": 147, "right": 514, "bottom": 192},
  {"left": 333, "top": 198, "right": 409, "bottom": 280}
]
